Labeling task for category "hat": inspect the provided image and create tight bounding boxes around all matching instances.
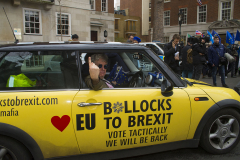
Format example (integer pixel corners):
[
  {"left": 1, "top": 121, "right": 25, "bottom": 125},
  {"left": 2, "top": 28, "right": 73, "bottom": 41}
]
[{"left": 133, "top": 36, "right": 141, "bottom": 43}]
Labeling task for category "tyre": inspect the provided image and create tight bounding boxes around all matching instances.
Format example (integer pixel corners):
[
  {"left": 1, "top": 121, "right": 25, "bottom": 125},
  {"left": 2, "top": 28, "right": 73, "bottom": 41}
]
[
  {"left": 200, "top": 109, "right": 240, "bottom": 154},
  {"left": 0, "top": 136, "right": 32, "bottom": 160}
]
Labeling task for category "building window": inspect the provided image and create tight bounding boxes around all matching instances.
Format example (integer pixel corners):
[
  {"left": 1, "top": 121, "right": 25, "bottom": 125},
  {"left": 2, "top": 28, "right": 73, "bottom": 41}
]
[
  {"left": 115, "top": 19, "right": 119, "bottom": 30},
  {"left": 126, "top": 21, "right": 136, "bottom": 31},
  {"left": 164, "top": 0, "right": 171, "bottom": 2},
  {"left": 149, "top": 9, "right": 151, "bottom": 22},
  {"left": 163, "top": 37, "right": 169, "bottom": 43},
  {"left": 56, "top": 13, "right": 71, "bottom": 36},
  {"left": 198, "top": 5, "right": 207, "bottom": 23},
  {"left": 90, "top": 0, "right": 95, "bottom": 10},
  {"left": 102, "top": 0, "right": 108, "bottom": 12},
  {"left": 23, "top": 8, "right": 41, "bottom": 34},
  {"left": 115, "top": 33, "right": 119, "bottom": 38},
  {"left": 179, "top": 8, "right": 187, "bottom": 24},
  {"left": 26, "top": 55, "right": 44, "bottom": 67},
  {"left": 164, "top": 11, "right": 170, "bottom": 26},
  {"left": 221, "top": 1, "right": 231, "bottom": 20}
]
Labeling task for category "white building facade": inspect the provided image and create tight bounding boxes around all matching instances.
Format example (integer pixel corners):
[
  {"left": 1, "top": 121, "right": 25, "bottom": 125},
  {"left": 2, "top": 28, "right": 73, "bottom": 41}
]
[{"left": 0, "top": 0, "right": 114, "bottom": 44}]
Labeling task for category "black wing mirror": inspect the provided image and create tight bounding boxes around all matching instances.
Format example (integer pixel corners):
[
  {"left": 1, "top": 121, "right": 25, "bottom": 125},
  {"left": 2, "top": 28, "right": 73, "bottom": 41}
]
[{"left": 161, "top": 79, "right": 173, "bottom": 94}]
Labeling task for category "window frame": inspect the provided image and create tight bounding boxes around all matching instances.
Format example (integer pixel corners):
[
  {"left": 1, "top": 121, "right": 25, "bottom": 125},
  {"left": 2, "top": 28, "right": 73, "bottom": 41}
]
[
  {"left": 179, "top": 8, "right": 187, "bottom": 25},
  {"left": 101, "top": 0, "right": 108, "bottom": 12},
  {"left": 55, "top": 12, "right": 71, "bottom": 36},
  {"left": 25, "top": 55, "right": 44, "bottom": 67},
  {"left": 90, "top": 0, "right": 95, "bottom": 10},
  {"left": 0, "top": 51, "right": 79, "bottom": 91},
  {"left": 115, "top": 19, "right": 119, "bottom": 30},
  {"left": 164, "top": 0, "right": 171, "bottom": 3},
  {"left": 197, "top": 4, "right": 207, "bottom": 23},
  {"left": 79, "top": 51, "right": 165, "bottom": 90},
  {"left": 125, "top": 20, "right": 137, "bottom": 32},
  {"left": 218, "top": 0, "right": 234, "bottom": 21},
  {"left": 164, "top": 10, "right": 170, "bottom": 26},
  {"left": 163, "top": 37, "right": 170, "bottom": 43},
  {"left": 23, "top": 8, "right": 42, "bottom": 35}
]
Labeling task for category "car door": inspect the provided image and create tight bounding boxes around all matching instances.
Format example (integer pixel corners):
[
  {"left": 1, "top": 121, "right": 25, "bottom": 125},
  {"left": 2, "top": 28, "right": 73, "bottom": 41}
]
[
  {"left": 0, "top": 51, "right": 80, "bottom": 159},
  {"left": 72, "top": 51, "right": 191, "bottom": 154}
]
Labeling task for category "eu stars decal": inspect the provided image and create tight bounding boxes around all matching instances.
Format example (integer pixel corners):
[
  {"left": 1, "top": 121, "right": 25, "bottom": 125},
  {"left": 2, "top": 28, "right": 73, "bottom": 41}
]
[{"left": 112, "top": 102, "right": 124, "bottom": 113}]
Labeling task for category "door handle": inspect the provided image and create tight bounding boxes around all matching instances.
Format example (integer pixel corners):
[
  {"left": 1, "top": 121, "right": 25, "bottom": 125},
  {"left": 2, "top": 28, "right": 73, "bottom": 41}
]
[{"left": 77, "top": 102, "right": 102, "bottom": 107}]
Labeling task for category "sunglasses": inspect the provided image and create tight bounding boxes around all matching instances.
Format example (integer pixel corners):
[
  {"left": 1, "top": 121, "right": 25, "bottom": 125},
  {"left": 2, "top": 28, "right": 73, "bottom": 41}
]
[{"left": 98, "top": 64, "right": 108, "bottom": 69}]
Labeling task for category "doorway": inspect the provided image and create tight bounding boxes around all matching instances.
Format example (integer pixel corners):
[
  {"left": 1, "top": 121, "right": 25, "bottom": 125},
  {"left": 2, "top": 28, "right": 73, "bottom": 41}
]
[{"left": 91, "top": 31, "right": 98, "bottom": 41}]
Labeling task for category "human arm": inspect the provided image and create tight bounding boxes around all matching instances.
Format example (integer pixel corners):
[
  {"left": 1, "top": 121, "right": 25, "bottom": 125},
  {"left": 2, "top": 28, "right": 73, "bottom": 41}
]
[
  {"left": 85, "top": 57, "right": 108, "bottom": 90},
  {"left": 88, "top": 57, "right": 99, "bottom": 85},
  {"left": 84, "top": 75, "right": 108, "bottom": 91},
  {"left": 163, "top": 42, "right": 176, "bottom": 57}
]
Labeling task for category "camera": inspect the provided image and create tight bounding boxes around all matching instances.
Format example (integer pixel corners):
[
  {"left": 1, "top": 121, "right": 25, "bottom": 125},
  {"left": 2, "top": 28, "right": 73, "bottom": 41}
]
[
  {"left": 188, "top": 35, "right": 210, "bottom": 44},
  {"left": 231, "top": 44, "right": 239, "bottom": 50}
]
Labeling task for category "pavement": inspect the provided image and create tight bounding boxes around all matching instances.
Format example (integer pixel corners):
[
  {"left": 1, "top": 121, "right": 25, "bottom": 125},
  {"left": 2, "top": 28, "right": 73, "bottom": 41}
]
[{"left": 198, "top": 73, "right": 240, "bottom": 90}]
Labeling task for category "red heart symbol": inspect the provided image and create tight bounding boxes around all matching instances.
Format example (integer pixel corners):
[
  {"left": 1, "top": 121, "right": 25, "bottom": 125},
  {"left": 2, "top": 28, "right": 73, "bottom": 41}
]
[{"left": 51, "top": 115, "right": 70, "bottom": 132}]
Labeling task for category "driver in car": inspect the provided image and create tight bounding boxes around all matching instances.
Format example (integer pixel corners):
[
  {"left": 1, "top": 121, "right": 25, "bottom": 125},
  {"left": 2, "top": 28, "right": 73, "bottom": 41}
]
[{"left": 85, "top": 54, "right": 114, "bottom": 90}]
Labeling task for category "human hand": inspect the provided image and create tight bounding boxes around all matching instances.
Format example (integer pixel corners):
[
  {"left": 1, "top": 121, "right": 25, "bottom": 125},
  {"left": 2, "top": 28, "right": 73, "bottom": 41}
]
[
  {"left": 199, "top": 53, "right": 203, "bottom": 55},
  {"left": 174, "top": 56, "right": 179, "bottom": 60},
  {"left": 112, "top": 81, "right": 117, "bottom": 85},
  {"left": 212, "top": 64, "right": 215, "bottom": 67},
  {"left": 88, "top": 57, "right": 100, "bottom": 84},
  {"left": 172, "top": 41, "right": 176, "bottom": 48}
]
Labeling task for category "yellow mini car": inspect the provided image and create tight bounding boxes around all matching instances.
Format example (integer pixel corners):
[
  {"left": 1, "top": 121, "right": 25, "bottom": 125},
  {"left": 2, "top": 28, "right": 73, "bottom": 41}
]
[{"left": 0, "top": 42, "right": 240, "bottom": 160}]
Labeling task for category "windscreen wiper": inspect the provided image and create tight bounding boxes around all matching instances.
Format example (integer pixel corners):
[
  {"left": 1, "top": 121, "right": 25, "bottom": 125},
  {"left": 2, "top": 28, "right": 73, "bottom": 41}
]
[{"left": 182, "top": 77, "right": 193, "bottom": 86}]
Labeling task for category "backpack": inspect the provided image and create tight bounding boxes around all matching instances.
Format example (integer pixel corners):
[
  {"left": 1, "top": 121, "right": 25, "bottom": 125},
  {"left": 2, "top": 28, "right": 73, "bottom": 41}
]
[{"left": 187, "top": 48, "right": 193, "bottom": 64}]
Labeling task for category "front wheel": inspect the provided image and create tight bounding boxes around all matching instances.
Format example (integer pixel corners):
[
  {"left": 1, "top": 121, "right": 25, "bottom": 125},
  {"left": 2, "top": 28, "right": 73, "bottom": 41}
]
[
  {"left": 200, "top": 109, "right": 240, "bottom": 154},
  {"left": 0, "top": 136, "right": 32, "bottom": 160}
]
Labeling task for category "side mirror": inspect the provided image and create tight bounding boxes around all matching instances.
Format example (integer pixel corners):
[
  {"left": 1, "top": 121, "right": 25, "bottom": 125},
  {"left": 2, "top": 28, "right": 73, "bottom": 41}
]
[{"left": 161, "top": 79, "right": 173, "bottom": 94}]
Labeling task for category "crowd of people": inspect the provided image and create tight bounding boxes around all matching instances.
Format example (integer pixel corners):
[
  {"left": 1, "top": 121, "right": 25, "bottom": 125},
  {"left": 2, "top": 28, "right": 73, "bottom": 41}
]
[
  {"left": 69, "top": 33, "right": 240, "bottom": 90},
  {"left": 164, "top": 34, "right": 240, "bottom": 88}
]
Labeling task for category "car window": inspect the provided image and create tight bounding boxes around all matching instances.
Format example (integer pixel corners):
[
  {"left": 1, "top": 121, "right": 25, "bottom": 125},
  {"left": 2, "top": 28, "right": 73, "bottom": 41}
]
[
  {"left": 0, "top": 51, "right": 79, "bottom": 90},
  {"left": 51, "top": 55, "right": 63, "bottom": 62},
  {"left": 146, "top": 44, "right": 164, "bottom": 55},
  {"left": 156, "top": 43, "right": 165, "bottom": 50},
  {"left": 81, "top": 52, "right": 167, "bottom": 89}
]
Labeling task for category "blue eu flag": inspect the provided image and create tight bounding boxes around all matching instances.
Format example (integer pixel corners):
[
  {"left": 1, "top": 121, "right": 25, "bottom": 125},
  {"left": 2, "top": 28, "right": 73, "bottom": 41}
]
[
  {"left": 236, "top": 30, "right": 240, "bottom": 41},
  {"left": 107, "top": 63, "right": 117, "bottom": 81},
  {"left": 107, "top": 63, "right": 128, "bottom": 86},
  {"left": 226, "top": 31, "right": 234, "bottom": 45},
  {"left": 212, "top": 30, "right": 221, "bottom": 44},
  {"left": 232, "top": 33, "right": 235, "bottom": 44},
  {"left": 207, "top": 30, "right": 214, "bottom": 44}
]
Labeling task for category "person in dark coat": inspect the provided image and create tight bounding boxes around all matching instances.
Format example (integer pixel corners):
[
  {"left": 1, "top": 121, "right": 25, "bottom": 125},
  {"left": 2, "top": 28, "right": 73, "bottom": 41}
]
[
  {"left": 208, "top": 36, "right": 229, "bottom": 87},
  {"left": 202, "top": 44, "right": 212, "bottom": 78},
  {"left": 181, "top": 41, "right": 193, "bottom": 78},
  {"left": 192, "top": 38, "right": 206, "bottom": 80},
  {"left": 227, "top": 44, "right": 238, "bottom": 78},
  {"left": 163, "top": 34, "right": 181, "bottom": 75}
]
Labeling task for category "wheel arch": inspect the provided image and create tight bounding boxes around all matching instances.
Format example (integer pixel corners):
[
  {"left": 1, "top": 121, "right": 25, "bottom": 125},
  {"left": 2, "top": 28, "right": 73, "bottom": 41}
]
[
  {"left": 193, "top": 99, "right": 240, "bottom": 140},
  {"left": 0, "top": 123, "right": 44, "bottom": 160}
]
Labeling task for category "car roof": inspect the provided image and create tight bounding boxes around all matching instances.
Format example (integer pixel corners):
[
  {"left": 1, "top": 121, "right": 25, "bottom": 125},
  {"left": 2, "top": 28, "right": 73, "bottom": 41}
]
[
  {"left": 0, "top": 42, "right": 150, "bottom": 51},
  {"left": 140, "top": 42, "right": 165, "bottom": 44}
]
